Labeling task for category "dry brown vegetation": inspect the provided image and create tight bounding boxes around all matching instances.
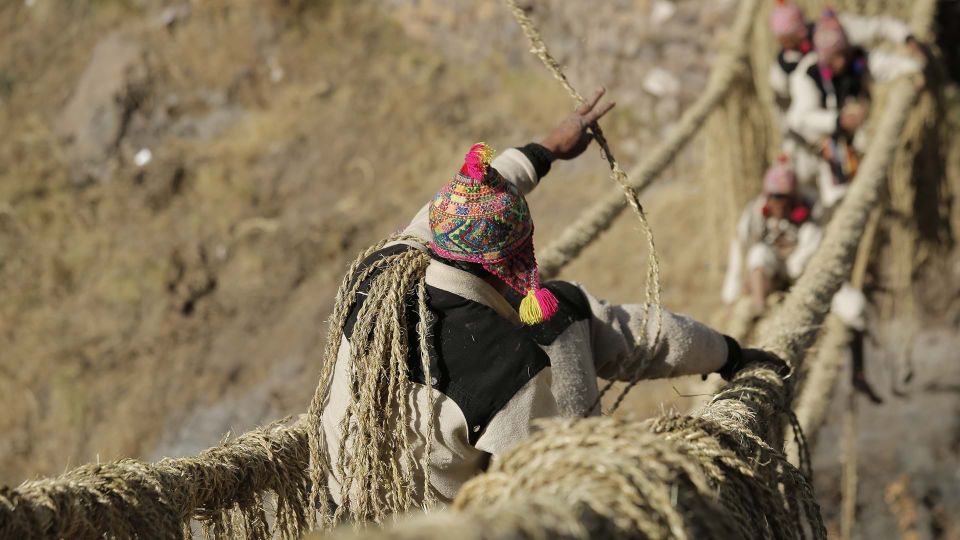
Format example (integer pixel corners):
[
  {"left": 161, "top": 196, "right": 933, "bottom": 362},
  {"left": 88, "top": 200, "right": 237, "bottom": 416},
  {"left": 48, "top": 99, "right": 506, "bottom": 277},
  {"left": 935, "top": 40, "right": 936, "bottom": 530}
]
[{"left": 0, "top": 0, "right": 732, "bottom": 483}]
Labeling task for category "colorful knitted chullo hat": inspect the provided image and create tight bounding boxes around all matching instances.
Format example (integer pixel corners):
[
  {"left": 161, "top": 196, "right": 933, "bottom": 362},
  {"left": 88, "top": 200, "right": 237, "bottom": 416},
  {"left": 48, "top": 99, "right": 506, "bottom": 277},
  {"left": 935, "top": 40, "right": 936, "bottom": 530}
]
[{"left": 429, "top": 143, "right": 558, "bottom": 325}]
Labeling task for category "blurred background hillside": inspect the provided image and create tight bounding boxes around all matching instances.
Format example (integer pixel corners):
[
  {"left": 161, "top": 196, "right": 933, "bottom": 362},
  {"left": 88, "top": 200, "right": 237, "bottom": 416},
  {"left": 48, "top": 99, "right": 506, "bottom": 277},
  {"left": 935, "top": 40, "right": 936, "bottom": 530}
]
[{"left": 1, "top": 1, "right": 958, "bottom": 537}]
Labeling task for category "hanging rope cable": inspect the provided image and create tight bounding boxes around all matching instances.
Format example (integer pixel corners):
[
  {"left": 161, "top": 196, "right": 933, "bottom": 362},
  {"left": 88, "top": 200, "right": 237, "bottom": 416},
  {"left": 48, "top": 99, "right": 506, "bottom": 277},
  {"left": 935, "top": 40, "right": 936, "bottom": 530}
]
[
  {"left": 502, "top": 0, "right": 663, "bottom": 412},
  {"left": 786, "top": 208, "right": 880, "bottom": 464}
]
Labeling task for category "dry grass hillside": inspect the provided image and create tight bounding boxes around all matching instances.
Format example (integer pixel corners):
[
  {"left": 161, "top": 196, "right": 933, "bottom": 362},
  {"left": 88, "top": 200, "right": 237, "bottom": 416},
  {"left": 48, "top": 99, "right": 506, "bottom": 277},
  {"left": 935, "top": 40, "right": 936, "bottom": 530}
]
[
  {"left": 0, "top": 0, "right": 740, "bottom": 482},
  {"left": 1, "top": 1, "right": 958, "bottom": 536}
]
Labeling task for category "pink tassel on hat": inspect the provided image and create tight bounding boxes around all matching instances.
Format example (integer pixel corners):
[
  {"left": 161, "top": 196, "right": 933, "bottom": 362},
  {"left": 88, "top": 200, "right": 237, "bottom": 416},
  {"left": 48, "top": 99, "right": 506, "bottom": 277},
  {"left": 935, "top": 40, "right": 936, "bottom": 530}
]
[
  {"left": 460, "top": 142, "right": 495, "bottom": 180},
  {"left": 535, "top": 287, "right": 559, "bottom": 320},
  {"left": 770, "top": 0, "right": 806, "bottom": 38}
]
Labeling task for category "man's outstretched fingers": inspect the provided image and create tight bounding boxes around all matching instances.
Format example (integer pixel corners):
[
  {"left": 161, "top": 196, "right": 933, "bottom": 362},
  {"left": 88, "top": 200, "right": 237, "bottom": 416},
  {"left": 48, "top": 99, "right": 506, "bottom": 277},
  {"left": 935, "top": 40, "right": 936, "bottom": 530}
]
[
  {"left": 584, "top": 100, "right": 616, "bottom": 124},
  {"left": 576, "top": 86, "right": 607, "bottom": 115}
]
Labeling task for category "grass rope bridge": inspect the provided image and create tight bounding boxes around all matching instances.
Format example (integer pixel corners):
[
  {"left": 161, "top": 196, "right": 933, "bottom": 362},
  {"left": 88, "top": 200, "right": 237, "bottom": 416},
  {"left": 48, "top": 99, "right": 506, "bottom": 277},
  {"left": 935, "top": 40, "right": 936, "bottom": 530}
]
[
  {"left": 0, "top": 0, "right": 935, "bottom": 538},
  {"left": 311, "top": 11, "right": 933, "bottom": 533}
]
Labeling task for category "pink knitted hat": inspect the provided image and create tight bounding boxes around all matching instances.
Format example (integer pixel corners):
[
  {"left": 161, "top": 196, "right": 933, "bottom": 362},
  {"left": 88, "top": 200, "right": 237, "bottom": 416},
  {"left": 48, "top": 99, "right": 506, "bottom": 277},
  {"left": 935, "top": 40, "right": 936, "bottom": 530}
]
[
  {"left": 429, "top": 143, "right": 559, "bottom": 325},
  {"left": 763, "top": 155, "right": 798, "bottom": 196},
  {"left": 770, "top": 0, "right": 806, "bottom": 37},
  {"left": 813, "top": 8, "right": 849, "bottom": 61}
]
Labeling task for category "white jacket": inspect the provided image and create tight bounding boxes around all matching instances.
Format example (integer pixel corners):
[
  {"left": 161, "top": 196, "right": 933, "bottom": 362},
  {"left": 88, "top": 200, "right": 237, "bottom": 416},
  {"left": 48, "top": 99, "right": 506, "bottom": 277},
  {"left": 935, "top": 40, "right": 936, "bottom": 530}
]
[
  {"left": 783, "top": 43, "right": 921, "bottom": 207},
  {"left": 722, "top": 196, "right": 823, "bottom": 304},
  {"left": 769, "top": 13, "right": 913, "bottom": 107}
]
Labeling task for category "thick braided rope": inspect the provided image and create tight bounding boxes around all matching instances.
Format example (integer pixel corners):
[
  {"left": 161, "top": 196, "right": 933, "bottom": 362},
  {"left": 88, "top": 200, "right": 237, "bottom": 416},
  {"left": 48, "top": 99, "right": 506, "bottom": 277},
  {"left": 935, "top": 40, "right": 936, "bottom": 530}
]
[
  {"left": 536, "top": 0, "right": 759, "bottom": 279},
  {"left": 305, "top": 236, "right": 436, "bottom": 527},
  {"left": 0, "top": 418, "right": 311, "bottom": 539},
  {"left": 503, "top": 0, "right": 663, "bottom": 412},
  {"left": 314, "top": 406, "right": 825, "bottom": 540},
  {"left": 786, "top": 208, "right": 880, "bottom": 463}
]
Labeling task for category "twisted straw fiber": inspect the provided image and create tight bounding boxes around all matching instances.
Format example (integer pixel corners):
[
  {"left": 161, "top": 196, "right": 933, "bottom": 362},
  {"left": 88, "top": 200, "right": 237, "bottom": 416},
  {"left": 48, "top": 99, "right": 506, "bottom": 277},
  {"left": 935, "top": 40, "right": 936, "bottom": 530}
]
[{"left": 504, "top": 0, "right": 666, "bottom": 414}]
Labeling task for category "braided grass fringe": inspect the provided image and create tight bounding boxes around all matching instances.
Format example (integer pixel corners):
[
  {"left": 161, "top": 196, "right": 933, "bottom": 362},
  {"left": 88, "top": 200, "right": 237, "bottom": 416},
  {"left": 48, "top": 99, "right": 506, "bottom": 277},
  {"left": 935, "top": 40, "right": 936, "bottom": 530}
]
[
  {"left": 305, "top": 237, "right": 436, "bottom": 528},
  {"left": 0, "top": 418, "right": 311, "bottom": 539}
]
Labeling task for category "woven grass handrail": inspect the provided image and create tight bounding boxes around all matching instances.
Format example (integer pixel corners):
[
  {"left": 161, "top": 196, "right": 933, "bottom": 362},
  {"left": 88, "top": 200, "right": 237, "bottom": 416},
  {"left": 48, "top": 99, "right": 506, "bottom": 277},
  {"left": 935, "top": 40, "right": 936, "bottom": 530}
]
[{"left": 0, "top": 418, "right": 312, "bottom": 539}]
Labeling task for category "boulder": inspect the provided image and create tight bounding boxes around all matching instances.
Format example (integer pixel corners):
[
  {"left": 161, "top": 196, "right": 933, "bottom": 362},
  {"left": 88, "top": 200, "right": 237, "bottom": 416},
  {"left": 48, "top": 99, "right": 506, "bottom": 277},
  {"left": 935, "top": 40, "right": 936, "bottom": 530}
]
[{"left": 56, "top": 32, "right": 149, "bottom": 185}]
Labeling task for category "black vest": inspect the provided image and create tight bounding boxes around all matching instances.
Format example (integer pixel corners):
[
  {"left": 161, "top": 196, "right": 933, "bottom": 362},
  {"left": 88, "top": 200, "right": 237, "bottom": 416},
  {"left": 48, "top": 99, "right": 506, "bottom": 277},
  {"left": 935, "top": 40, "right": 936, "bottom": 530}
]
[
  {"left": 805, "top": 47, "right": 870, "bottom": 108},
  {"left": 342, "top": 244, "right": 590, "bottom": 444}
]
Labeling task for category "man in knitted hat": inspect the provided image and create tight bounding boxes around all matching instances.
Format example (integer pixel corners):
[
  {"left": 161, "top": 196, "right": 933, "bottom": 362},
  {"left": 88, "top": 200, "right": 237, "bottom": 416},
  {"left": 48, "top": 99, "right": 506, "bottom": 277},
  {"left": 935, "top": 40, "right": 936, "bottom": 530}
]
[
  {"left": 783, "top": 8, "right": 923, "bottom": 208},
  {"left": 722, "top": 156, "right": 822, "bottom": 316},
  {"left": 310, "top": 88, "right": 785, "bottom": 523}
]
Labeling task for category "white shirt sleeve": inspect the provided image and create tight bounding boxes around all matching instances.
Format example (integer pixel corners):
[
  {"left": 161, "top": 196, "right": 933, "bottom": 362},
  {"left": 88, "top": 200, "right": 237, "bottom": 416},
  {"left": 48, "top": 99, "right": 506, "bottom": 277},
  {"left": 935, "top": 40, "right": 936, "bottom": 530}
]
[
  {"left": 769, "top": 62, "right": 790, "bottom": 101},
  {"left": 490, "top": 148, "right": 541, "bottom": 196},
  {"left": 579, "top": 284, "right": 729, "bottom": 381},
  {"left": 786, "top": 222, "right": 824, "bottom": 279},
  {"left": 868, "top": 49, "right": 923, "bottom": 82}
]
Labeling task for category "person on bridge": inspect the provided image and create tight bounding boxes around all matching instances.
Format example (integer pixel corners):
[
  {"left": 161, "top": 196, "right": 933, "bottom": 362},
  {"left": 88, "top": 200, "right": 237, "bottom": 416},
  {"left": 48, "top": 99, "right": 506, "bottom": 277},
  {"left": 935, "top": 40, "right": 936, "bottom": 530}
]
[
  {"left": 311, "top": 88, "right": 785, "bottom": 522},
  {"left": 768, "top": 0, "right": 915, "bottom": 114},
  {"left": 720, "top": 156, "right": 881, "bottom": 403},
  {"left": 722, "top": 156, "right": 821, "bottom": 316},
  {"left": 782, "top": 8, "right": 922, "bottom": 209}
]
